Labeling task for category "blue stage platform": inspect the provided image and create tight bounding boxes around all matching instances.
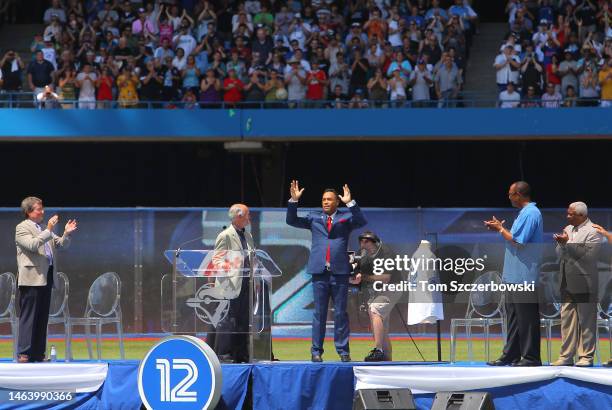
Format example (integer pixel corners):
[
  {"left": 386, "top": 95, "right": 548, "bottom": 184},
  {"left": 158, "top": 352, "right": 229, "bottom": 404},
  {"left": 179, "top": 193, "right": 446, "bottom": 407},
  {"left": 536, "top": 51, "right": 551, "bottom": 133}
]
[{"left": 0, "top": 361, "right": 610, "bottom": 409}]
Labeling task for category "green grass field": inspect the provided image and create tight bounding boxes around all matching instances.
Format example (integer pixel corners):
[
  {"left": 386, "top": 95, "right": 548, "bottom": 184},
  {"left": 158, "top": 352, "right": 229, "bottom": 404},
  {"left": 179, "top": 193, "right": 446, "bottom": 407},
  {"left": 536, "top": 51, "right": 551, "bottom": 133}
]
[{"left": 2, "top": 338, "right": 610, "bottom": 363}]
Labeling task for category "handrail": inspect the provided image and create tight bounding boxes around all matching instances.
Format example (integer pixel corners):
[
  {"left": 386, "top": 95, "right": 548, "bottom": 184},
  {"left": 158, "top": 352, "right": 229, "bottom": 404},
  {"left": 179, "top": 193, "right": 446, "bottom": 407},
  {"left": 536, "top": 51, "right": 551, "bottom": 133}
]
[{"left": 0, "top": 92, "right": 608, "bottom": 109}]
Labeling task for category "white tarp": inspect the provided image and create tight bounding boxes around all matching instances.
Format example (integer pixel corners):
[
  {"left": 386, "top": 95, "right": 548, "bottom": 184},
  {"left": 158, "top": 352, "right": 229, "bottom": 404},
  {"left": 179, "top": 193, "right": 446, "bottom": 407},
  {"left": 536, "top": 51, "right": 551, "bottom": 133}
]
[
  {"left": 354, "top": 365, "right": 612, "bottom": 394},
  {"left": 0, "top": 363, "right": 108, "bottom": 392}
]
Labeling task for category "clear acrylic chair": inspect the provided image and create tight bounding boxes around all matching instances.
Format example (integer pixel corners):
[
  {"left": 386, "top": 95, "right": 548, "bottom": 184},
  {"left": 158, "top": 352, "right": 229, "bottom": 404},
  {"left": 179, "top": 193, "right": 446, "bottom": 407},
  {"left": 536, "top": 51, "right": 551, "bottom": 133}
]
[
  {"left": 538, "top": 264, "right": 562, "bottom": 364},
  {"left": 450, "top": 271, "right": 507, "bottom": 363},
  {"left": 595, "top": 275, "right": 612, "bottom": 364},
  {"left": 48, "top": 272, "right": 72, "bottom": 361},
  {"left": 68, "top": 272, "right": 125, "bottom": 360},
  {"left": 0, "top": 272, "right": 18, "bottom": 361}
]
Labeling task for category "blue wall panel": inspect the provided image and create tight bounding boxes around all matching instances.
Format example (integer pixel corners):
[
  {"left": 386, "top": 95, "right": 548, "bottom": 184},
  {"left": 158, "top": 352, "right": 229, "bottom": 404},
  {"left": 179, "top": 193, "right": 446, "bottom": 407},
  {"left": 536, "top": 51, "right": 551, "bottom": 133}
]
[{"left": 0, "top": 108, "right": 609, "bottom": 140}]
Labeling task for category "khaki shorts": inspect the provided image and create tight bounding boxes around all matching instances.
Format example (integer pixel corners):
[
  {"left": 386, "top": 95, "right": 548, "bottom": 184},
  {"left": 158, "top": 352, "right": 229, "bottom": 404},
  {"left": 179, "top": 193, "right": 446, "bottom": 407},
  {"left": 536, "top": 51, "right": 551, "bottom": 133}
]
[{"left": 368, "top": 290, "right": 401, "bottom": 320}]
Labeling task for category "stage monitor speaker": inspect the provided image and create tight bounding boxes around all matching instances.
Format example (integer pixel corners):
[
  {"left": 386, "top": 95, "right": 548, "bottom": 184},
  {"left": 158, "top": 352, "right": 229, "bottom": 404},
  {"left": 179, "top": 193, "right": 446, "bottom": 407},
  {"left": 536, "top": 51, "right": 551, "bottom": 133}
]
[
  {"left": 352, "top": 388, "right": 416, "bottom": 410},
  {"left": 430, "top": 392, "right": 495, "bottom": 410}
]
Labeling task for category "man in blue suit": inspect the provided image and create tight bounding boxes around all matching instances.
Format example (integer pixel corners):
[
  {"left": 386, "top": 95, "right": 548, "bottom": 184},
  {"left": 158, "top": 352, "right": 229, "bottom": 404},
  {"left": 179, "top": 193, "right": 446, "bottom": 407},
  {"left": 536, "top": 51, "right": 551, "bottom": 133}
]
[{"left": 286, "top": 180, "right": 367, "bottom": 362}]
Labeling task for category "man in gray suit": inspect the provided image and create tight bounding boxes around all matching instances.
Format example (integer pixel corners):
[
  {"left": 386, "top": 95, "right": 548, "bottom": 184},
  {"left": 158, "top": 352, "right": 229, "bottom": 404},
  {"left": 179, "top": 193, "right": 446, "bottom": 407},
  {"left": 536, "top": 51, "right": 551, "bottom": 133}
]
[
  {"left": 16, "top": 197, "right": 77, "bottom": 363},
  {"left": 552, "top": 202, "right": 602, "bottom": 367},
  {"left": 207, "top": 203, "right": 255, "bottom": 363}
]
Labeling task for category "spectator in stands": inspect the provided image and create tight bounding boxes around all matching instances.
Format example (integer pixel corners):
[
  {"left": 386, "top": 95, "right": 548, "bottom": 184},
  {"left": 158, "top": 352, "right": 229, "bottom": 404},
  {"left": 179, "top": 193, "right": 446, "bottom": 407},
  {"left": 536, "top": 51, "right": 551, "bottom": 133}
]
[
  {"left": 436, "top": 52, "right": 460, "bottom": 108},
  {"left": 328, "top": 52, "right": 350, "bottom": 96},
  {"left": 58, "top": 67, "right": 77, "bottom": 108},
  {"left": 44, "top": 0, "right": 67, "bottom": 24},
  {"left": 27, "top": 51, "right": 55, "bottom": 97},
  {"left": 36, "top": 84, "right": 60, "bottom": 109},
  {"left": 182, "top": 89, "right": 199, "bottom": 109},
  {"left": 541, "top": 82, "right": 562, "bottom": 108},
  {"left": 223, "top": 67, "right": 244, "bottom": 105},
  {"left": 494, "top": 45, "right": 521, "bottom": 92},
  {"left": 409, "top": 58, "right": 433, "bottom": 107},
  {"left": 97, "top": 66, "right": 114, "bottom": 108},
  {"left": 349, "top": 88, "right": 368, "bottom": 108},
  {"left": 305, "top": 60, "right": 328, "bottom": 107},
  {"left": 499, "top": 81, "right": 521, "bottom": 108},
  {"left": 30, "top": 33, "right": 46, "bottom": 60},
  {"left": 388, "top": 68, "right": 407, "bottom": 107},
  {"left": 520, "top": 44, "right": 544, "bottom": 95},
  {"left": 244, "top": 67, "right": 266, "bottom": 107},
  {"left": 328, "top": 84, "right": 347, "bottom": 108},
  {"left": 349, "top": 48, "right": 369, "bottom": 96},
  {"left": 599, "top": 58, "right": 612, "bottom": 107},
  {"left": 558, "top": 49, "right": 579, "bottom": 96},
  {"left": 140, "top": 61, "right": 163, "bottom": 105},
  {"left": 76, "top": 62, "right": 98, "bottom": 109},
  {"left": 366, "top": 67, "right": 388, "bottom": 107},
  {"left": 44, "top": 14, "right": 63, "bottom": 44},
  {"left": 0, "top": 50, "right": 24, "bottom": 92},
  {"left": 116, "top": 66, "right": 140, "bottom": 108},
  {"left": 199, "top": 68, "right": 222, "bottom": 107},
  {"left": 181, "top": 55, "right": 201, "bottom": 94},
  {"left": 264, "top": 70, "right": 287, "bottom": 107},
  {"left": 41, "top": 38, "right": 58, "bottom": 70},
  {"left": 579, "top": 63, "right": 599, "bottom": 106},
  {"left": 386, "top": 51, "right": 412, "bottom": 81},
  {"left": 285, "top": 57, "right": 306, "bottom": 106},
  {"left": 562, "top": 85, "right": 578, "bottom": 107},
  {"left": 546, "top": 54, "right": 562, "bottom": 94},
  {"left": 520, "top": 85, "right": 540, "bottom": 108}
]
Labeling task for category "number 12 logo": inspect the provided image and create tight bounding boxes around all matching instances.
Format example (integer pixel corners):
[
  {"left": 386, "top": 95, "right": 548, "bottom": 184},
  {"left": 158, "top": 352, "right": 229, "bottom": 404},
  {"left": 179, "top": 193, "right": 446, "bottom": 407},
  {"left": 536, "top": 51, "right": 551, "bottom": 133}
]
[{"left": 156, "top": 358, "right": 198, "bottom": 402}]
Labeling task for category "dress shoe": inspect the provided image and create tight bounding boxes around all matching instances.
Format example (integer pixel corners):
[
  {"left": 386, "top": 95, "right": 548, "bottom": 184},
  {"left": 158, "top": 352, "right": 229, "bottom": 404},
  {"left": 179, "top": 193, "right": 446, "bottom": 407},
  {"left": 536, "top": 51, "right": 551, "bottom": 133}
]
[
  {"left": 551, "top": 359, "right": 573, "bottom": 366},
  {"left": 17, "top": 354, "right": 29, "bottom": 363},
  {"left": 311, "top": 353, "right": 323, "bottom": 363},
  {"left": 574, "top": 359, "right": 593, "bottom": 368},
  {"left": 486, "top": 356, "right": 517, "bottom": 366},
  {"left": 512, "top": 359, "right": 542, "bottom": 367},
  {"left": 340, "top": 354, "right": 351, "bottom": 363}
]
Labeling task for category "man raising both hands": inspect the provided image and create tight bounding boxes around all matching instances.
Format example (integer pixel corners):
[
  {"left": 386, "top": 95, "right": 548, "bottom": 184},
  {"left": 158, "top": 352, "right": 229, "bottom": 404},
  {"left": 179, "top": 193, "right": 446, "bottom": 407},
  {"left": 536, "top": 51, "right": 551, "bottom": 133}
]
[{"left": 286, "top": 181, "right": 367, "bottom": 362}]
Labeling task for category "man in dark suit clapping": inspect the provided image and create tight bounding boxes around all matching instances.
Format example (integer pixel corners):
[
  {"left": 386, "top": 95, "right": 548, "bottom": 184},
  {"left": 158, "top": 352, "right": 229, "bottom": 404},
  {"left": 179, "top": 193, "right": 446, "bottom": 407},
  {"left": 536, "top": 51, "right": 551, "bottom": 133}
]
[{"left": 286, "top": 181, "right": 367, "bottom": 362}]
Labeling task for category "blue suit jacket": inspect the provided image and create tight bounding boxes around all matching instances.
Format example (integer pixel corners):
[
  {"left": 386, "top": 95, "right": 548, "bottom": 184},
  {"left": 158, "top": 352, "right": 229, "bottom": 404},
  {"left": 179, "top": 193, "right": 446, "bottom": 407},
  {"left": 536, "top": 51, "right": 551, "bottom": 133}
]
[{"left": 286, "top": 201, "right": 367, "bottom": 275}]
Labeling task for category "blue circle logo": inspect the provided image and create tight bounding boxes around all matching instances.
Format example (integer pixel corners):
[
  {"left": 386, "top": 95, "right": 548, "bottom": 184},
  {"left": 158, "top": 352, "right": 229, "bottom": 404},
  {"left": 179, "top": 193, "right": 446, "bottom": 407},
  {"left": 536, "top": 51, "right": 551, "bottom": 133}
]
[{"left": 138, "top": 336, "right": 222, "bottom": 410}]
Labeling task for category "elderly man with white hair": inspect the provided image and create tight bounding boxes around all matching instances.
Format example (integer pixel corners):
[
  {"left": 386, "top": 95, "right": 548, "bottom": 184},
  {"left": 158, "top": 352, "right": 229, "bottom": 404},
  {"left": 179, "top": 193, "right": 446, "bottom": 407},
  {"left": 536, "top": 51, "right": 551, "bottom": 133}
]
[
  {"left": 206, "top": 203, "right": 255, "bottom": 363},
  {"left": 552, "top": 201, "right": 603, "bottom": 367}
]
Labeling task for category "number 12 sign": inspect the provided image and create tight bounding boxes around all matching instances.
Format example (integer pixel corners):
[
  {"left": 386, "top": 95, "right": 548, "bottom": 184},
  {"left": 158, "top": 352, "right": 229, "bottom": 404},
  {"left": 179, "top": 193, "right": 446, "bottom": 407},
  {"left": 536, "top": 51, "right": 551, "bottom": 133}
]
[{"left": 138, "top": 335, "right": 222, "bottom": 410}]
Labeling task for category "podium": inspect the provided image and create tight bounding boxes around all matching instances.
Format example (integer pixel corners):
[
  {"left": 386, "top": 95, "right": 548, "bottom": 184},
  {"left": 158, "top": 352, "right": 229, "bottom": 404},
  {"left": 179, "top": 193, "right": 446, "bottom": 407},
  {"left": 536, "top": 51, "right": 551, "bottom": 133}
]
[{"left": 162, "top": 249, "right": 281, "bottom": 362}]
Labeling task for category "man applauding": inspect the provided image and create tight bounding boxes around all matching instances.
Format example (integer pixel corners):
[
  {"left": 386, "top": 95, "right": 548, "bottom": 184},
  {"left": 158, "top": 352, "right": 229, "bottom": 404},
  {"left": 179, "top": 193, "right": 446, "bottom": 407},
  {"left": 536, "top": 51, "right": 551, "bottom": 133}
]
[{"left": 286, "top": 181, "right": 367, "bottom": 362}]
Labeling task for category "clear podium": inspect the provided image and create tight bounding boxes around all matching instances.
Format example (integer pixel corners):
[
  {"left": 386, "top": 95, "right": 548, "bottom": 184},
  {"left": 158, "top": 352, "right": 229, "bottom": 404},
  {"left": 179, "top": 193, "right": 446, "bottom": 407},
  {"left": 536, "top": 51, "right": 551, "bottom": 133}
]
[{"left": 162, "top": 249, "right": 282, "bottom": 362}]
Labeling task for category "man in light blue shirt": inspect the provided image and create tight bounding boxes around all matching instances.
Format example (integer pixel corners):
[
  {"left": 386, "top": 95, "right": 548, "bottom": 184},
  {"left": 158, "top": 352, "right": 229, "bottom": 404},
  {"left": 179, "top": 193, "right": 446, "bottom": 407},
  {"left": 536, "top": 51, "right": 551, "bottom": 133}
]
[{"left": 484, "top": 181, "right": 543, "bottom": 367}]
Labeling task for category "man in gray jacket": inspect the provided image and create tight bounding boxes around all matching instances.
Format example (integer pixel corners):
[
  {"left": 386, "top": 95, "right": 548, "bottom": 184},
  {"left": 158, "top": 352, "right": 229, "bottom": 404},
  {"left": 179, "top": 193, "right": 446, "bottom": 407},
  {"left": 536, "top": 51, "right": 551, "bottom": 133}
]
[
  {"left": 16, "top": 197, "right": 77, "bottom": 363},
  {"left": 552, "top": 202, "right": 602, "bottom": 367}
]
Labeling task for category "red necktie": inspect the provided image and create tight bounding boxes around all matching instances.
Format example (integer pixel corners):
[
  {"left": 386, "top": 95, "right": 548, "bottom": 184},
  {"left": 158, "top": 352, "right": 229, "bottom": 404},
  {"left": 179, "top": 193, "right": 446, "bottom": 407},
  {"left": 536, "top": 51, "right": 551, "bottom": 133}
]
[{"left": 326, "top": 216, "right": 332, "bottom": 265}]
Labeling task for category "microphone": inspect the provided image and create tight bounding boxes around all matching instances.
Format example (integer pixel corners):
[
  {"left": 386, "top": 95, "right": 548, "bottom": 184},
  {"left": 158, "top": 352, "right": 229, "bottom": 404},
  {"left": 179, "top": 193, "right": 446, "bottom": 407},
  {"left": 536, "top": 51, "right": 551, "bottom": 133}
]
[{"left": 175, "top": 225, "right": 228, "bottom": 256}]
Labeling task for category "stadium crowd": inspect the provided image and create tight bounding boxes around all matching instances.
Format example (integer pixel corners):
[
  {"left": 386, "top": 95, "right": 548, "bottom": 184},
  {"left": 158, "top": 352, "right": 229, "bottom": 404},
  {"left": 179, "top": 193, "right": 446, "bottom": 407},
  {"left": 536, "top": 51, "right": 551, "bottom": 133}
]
[
  {"left": 0, "top": 0, "right": 477, "bottom": 108},
  {"left": 496, "top": 0, "right": 612, "bottom": 108}
]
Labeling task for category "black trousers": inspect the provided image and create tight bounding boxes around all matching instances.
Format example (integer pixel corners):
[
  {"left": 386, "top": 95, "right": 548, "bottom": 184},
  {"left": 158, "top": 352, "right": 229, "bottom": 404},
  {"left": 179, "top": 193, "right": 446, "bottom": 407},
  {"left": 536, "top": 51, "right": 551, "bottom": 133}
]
[
  {"left": 207, "top": 276, "right": 250, "bottom": 362},
  {"left": 18, "top": 267, "right": 53, "bottom": 360},
  {"left": 502, "top": 290, "right": 541, "bottom": 363}
]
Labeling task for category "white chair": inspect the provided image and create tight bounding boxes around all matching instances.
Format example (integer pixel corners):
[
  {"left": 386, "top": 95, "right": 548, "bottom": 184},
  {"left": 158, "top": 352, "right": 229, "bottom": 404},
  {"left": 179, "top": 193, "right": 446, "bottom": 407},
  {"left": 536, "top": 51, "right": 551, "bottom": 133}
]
[
  {"left": 68, "top": 272, "right": 125, "bottom": 360},
  {"left": 450, "top": 271, "right": 507, "bottom": 363},
  {"left": 595, "top": 276, "right": 612, "bottom": 364},
  {"left": 48, "top": 272, "right": 72, "bottom": 361},
  {"left": 0, "top": 272, "right": 18, "bottom": 361},
  {"left": 538, "top": 264, "right": 562, "bottom": 364}
]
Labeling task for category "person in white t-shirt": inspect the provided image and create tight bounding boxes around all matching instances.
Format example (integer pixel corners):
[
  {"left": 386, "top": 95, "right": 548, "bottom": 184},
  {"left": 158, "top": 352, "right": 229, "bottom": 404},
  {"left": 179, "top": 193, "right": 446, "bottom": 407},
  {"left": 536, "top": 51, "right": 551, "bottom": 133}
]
[
  {"left": 76, "top": 63, "right": 98, "bottom": 109},
  {"left": 499, "top": 81, "right": 521, "bottom": 108},
  {"left": 494, "top": 45, "right": 520, "bottom": 91}
]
